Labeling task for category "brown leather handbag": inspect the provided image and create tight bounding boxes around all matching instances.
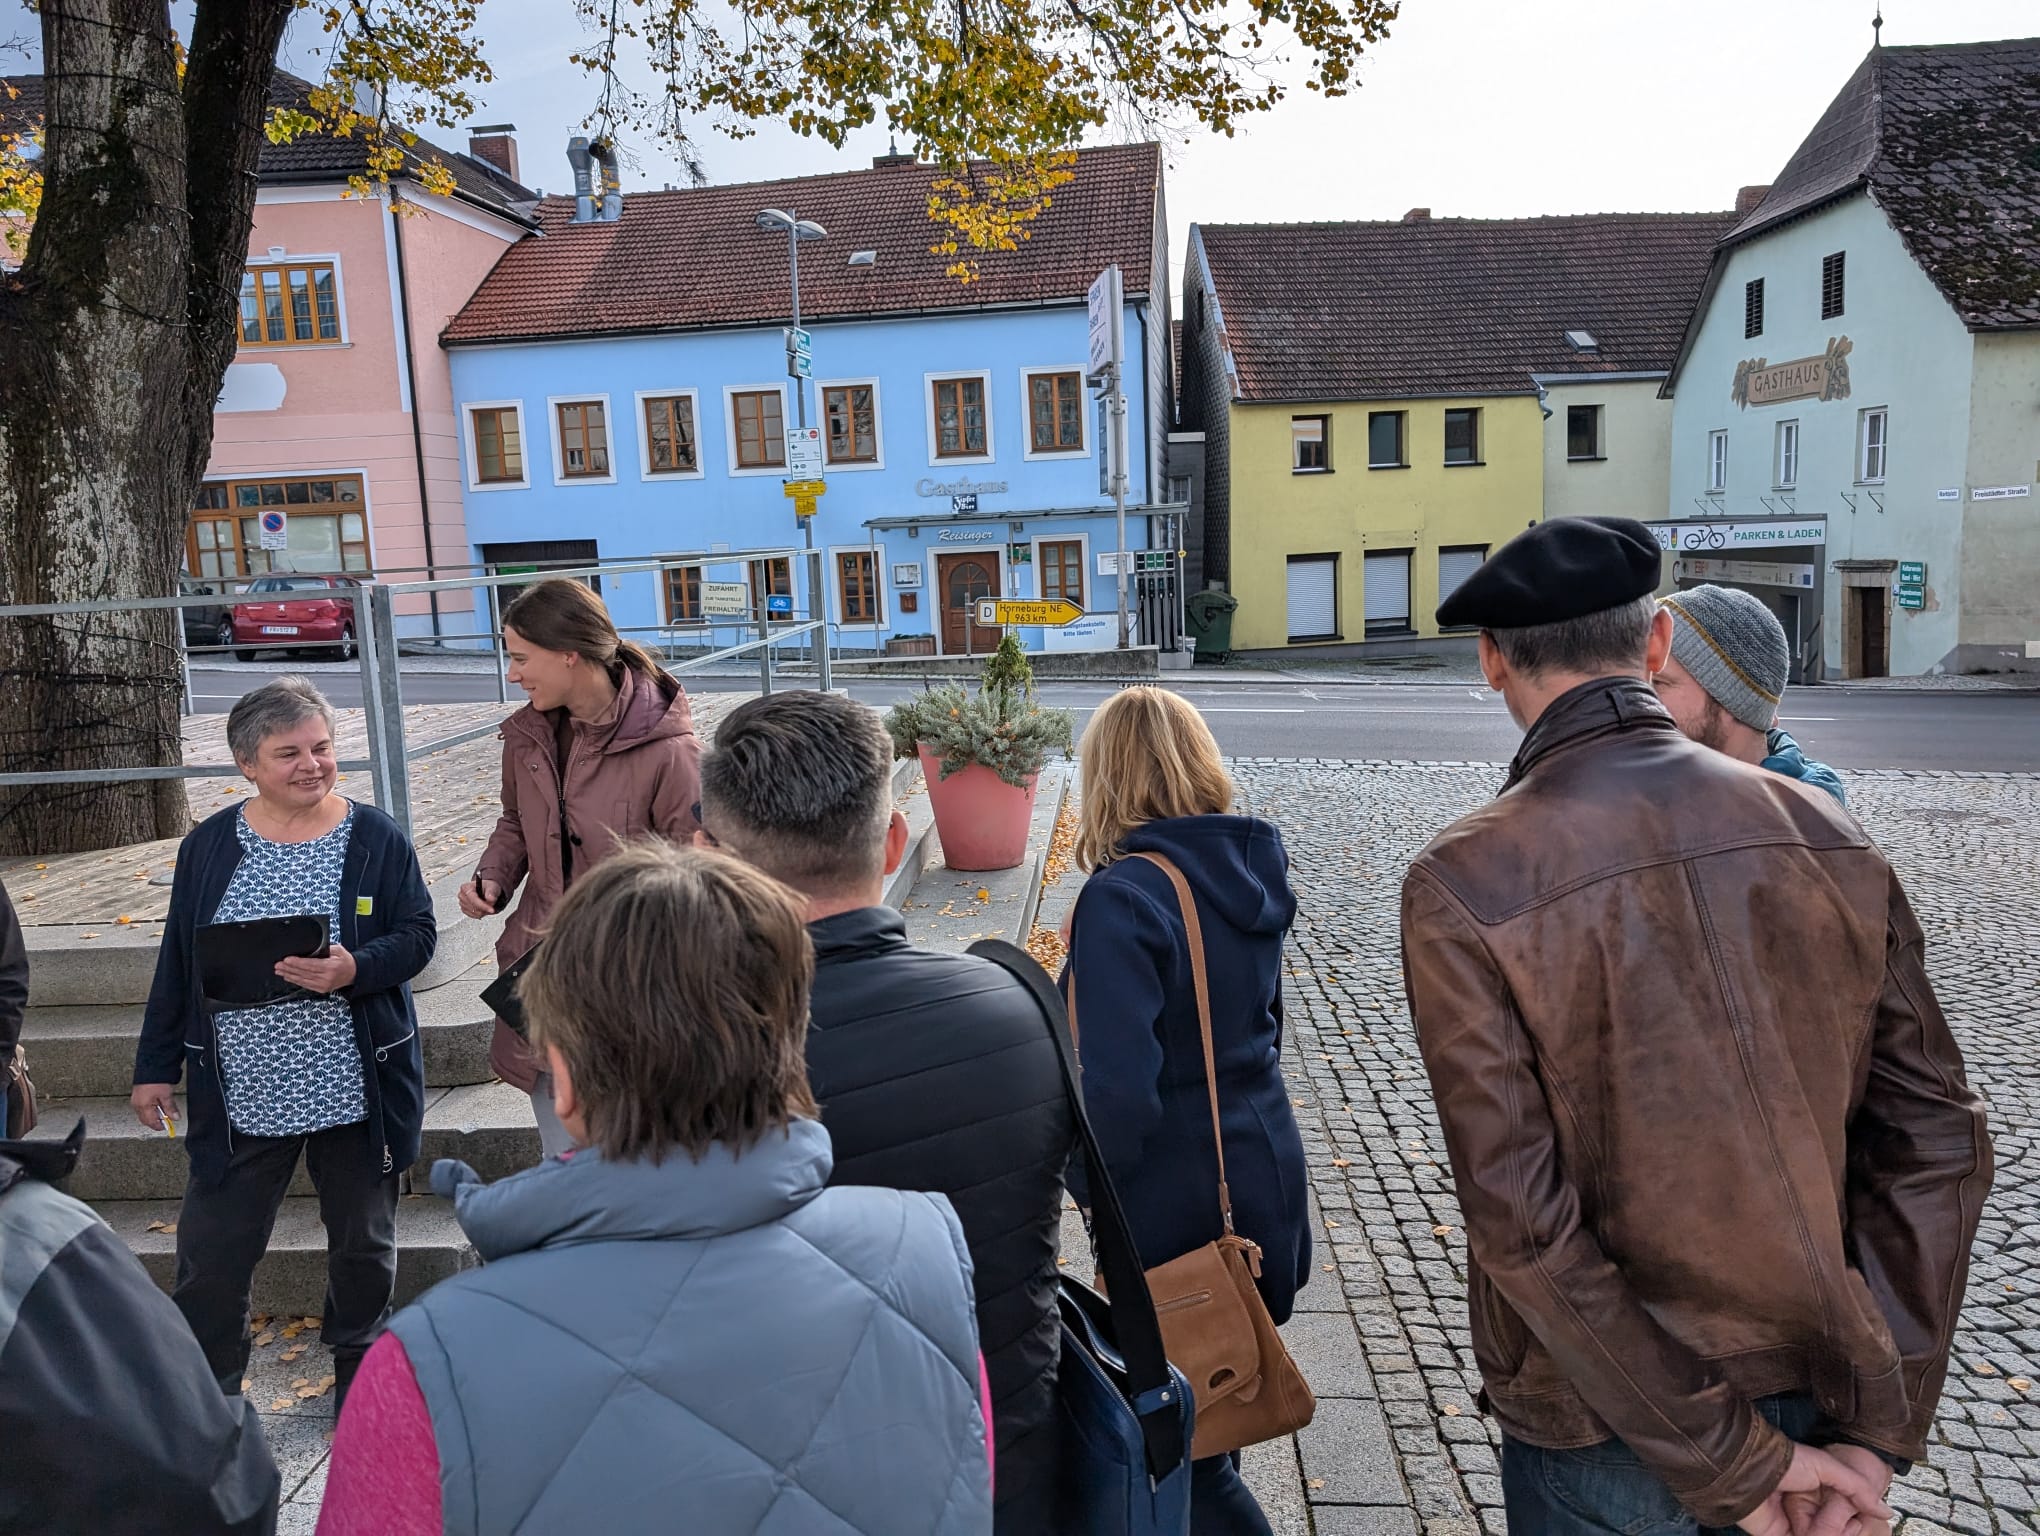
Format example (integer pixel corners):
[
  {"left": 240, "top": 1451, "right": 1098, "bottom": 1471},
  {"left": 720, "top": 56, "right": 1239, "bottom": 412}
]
[
  {"left": 5, "top": 1042, "right": 38, "bottom": 1138},
  {"left": 1074, "top": 850, "right": 1315, "bottom": 1460}
]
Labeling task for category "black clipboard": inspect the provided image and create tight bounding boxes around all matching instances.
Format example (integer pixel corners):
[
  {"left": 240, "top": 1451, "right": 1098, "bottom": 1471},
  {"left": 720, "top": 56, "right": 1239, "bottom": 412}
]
[
  {"left": 197, "top": 916, "right": 329, "bottom": 1012},
  {"left": 481, "top": 946, "right": 539, "bottom": 1040}
]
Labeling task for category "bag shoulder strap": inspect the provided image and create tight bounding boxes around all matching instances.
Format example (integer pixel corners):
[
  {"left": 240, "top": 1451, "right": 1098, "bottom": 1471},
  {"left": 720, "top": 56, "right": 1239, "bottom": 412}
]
[
  {"left": 1127, "top": 852, "right": 1233, "bottom": 1235},
  {"left": 967, "top": 938, "right": 1188, "bottom": 1485}
]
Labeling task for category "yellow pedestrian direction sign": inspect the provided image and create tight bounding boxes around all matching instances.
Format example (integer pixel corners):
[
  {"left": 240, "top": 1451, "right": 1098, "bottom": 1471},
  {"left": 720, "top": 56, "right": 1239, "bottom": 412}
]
[
  {"left": 976, "top": 598, "right": 1084, "bottom": 627},
  {"left": 782, "top": 479, "right": 826, "bottom": 498}
]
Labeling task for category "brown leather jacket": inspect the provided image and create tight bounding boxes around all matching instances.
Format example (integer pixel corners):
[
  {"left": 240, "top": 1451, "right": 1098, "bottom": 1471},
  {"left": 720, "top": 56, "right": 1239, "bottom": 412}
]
[
  {"left": 477, "top": 665, "right": 701, "bottom": 1090},
  {"left": 1401, "top": 678, "right": 1990, "bottom": 1527}
]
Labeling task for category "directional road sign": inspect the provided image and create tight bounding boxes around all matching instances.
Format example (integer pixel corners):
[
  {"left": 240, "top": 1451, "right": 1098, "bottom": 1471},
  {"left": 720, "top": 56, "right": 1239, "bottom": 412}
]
[
  {"left": 976, "top": 598, "right": 1084, "bottom": 628},
  {"left": 793, "top": 494, "right": 818, "bottom": 520},
  {"left": 787, "top": 353, "right": 812, "bottom": 380},
  {"left": 700, "top": 581, "right": 750, "bottom": 617},
  {"left": 785, "top": 429, "right": 824, "bottom": 478},
  {"left": 782, "top": 478, "right": 826, "bottom": 498}
]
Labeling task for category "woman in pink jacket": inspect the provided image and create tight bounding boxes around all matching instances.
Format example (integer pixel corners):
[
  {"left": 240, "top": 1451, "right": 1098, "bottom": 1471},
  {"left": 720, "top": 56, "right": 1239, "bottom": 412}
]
[{"left": 456, "top": 579, "right": 700, "bottom": 1153}]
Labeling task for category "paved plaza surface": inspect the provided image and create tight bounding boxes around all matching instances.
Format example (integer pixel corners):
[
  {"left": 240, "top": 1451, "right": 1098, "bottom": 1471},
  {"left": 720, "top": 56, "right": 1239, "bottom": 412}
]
[{"left": 1223, "top": 758, "right": 2040, "bottom": 1535}]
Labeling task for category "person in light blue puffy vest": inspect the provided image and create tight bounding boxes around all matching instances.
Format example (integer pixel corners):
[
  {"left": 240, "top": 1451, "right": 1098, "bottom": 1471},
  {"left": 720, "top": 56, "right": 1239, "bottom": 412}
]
[
  {"left": 1655, "top": 585, "right": 1848, "bottom": 805},
  {"left": 317, "top": 843, "right": 992, "bottom": 1536}
]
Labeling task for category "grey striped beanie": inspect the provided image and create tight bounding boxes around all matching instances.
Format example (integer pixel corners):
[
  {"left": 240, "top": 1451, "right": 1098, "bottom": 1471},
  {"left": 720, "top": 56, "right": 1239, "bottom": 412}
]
[{"left": 1660, "top": 585, "right": 1789, "bottom": 731}]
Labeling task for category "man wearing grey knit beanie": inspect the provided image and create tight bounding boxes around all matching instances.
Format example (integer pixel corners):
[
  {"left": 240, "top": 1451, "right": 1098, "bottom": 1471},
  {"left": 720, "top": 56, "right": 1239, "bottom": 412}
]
[{"left": 1654, "top": 584, "right": 1847, "bottom": 804}]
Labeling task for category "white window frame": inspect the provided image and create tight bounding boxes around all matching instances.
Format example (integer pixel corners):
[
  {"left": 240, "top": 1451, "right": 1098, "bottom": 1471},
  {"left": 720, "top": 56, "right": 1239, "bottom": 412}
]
[
  {"left": 658, "top": 557, "right": 710, "bottom": 629},
  {"left": 1857, "top": 407, "right": 1888, "bottom": 485},
  {"left": 1291, "top": 415, "right": 1330, "bottom": 474},
  {"left": 828, "top": 544, "right": 890, "bottom": 629},
  {"left": 236, "top": 251, "right": 353, "bottom": 350},
  {"left": 1030, "top": 530, "right": 1091, "bottom": 609},
  {"left": 923, "top": 369, "right": 997, "bottom": 467},
  {"left": 634, "top": 389, "right": 706, "bottom": 481},
  {"left": 723, "top": 383, "right": 793, "bottom": 478},
  {"left": 1774, "top": 419, "right": 1800, "bottom": 490},
  {"left": 815, "top": 377, "right": 886, "bottom": 472},
  {"left": 546, "top": 393, "right": 618, "bottom": 487},
  {"left": 1707, "top": 429, "right": 1729, "bottom": 495},
  {"left": 1019, "top": 365, "right": 1091, "bottom": 461},
  {"left": 463, "top": 399, "right": 530, "bottom": 492}
]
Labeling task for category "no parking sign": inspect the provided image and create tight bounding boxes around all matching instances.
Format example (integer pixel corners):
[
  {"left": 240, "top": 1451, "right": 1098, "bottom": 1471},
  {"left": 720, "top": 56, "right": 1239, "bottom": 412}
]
[{"left": 258, "top": 509, "right": 288, "bottom": 551}]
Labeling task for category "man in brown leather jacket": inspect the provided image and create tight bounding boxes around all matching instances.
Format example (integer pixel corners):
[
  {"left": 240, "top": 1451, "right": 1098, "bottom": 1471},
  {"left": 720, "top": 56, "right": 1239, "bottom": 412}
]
[{"left": 1403, "top": 519, "right": 1989, "bottom": 1536}]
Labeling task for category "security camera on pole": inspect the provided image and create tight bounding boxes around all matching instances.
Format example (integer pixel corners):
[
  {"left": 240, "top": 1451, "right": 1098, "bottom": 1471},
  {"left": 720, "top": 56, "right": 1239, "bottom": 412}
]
[{"left": 1086, "top": 265, "right": 1131, "bottom": 650}]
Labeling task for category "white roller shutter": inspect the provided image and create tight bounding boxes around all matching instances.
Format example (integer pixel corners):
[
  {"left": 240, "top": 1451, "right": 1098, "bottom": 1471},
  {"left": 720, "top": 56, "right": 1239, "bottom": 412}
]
[
  {"left": 1286, "top": 558, "right": 1337, "bottom": 640},
  {"left": 1438, "top": 548, "right": 1485, "bottom": 610},
  {"left": 1363, "top": 551, "right": 1412, "bottom": 632}
]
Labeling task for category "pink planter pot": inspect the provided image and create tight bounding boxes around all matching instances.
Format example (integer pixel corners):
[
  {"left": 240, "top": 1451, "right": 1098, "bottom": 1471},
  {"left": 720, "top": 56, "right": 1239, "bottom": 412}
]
[{"left": 918, "top": 746, "right": 1040, "bottom": 872}]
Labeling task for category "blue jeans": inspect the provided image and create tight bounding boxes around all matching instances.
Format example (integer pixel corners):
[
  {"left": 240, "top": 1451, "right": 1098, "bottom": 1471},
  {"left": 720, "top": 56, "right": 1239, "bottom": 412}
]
[
  {"left": 1502, "top": 1395, "right": 1820, "bottom": 1534},
  {"left": 1191, "top": 1451, "right": 1272, "bottom": 1536}
]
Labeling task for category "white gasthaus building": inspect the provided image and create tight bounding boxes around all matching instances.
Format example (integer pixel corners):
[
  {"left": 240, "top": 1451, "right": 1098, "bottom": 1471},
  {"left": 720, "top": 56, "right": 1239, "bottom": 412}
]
[{"left": 1660, "top": 37, "right": 2040, "bottom": 680}]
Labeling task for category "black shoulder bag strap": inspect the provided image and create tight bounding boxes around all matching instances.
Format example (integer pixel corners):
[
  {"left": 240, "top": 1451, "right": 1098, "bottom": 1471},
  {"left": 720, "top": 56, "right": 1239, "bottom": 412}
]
[{"left": 968, "top": 937, "right": 1188, "bottom": 1485}]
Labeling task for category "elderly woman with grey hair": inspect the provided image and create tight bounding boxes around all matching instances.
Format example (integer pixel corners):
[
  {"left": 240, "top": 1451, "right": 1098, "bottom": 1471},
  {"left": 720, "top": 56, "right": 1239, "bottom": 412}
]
[{"left": 132, "top": 676, "right": 436, "bottom": 1414}]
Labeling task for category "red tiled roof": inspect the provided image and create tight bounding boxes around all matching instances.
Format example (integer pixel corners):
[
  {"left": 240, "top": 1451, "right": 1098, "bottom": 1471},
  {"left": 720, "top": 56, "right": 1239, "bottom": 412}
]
[
  {"left": 1725, "top": 38, "right": 2040, "bottom": 329},
  {"left": 442, "top": 143, "right": 1162, "bottom": 345},
  {"left": 1195, "top": 212, "right": 1738, "bottom": 402}
]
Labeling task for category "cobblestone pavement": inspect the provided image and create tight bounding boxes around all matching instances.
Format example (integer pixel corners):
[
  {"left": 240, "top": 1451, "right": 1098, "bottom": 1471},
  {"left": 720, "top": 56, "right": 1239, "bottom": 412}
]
[{"left": 1227, "top": 759, "right": 2040, "bottom": 1535}]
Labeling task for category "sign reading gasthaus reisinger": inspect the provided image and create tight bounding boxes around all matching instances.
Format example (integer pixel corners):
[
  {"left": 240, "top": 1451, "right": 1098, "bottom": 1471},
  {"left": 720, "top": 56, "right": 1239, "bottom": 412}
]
[{"left": 1731, "top": 336, "right": 1854, "bottom": 409}]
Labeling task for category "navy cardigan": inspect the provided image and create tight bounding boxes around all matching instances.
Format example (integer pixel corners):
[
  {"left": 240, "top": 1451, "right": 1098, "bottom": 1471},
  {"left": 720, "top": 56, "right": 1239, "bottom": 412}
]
[{"left": 135, "top": 801, "right": 437, "bottom": 1186}]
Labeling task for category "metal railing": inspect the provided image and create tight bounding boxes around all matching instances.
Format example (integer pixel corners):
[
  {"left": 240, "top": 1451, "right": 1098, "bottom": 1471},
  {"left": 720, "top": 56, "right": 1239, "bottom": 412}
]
[{"left": 0, "top": 547, "right": 837, "bottom": 842}]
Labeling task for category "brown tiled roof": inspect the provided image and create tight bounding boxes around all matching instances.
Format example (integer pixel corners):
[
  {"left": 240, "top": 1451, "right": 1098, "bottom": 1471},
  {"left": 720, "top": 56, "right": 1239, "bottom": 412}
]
[
  {"left": 1, "top": 71, "right": 536, "bottom": 224},
  {"left": 1725, "top": 38, "right": 2040, "bottom": 329},
  {"left": 442, "top": 142, "right": 1162, "bottom": 345},
  {"left": 1194, "top": 212, "right": 1738, "bottom": 402}
]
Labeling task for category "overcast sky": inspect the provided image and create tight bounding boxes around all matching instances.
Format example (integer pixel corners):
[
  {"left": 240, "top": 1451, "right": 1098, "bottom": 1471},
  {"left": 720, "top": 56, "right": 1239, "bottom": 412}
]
[{"left": 14, "top": 0, "right": 2036, "bottom": 288}]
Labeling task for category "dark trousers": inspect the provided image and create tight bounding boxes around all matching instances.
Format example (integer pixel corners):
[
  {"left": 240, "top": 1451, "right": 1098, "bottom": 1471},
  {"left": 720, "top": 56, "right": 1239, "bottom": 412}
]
[
  {"left": 172, "top": 1118, "right": 399, "bottom": 1394},
  {"left": 1501, "top": 1394, "right": 1820, "bottom": 1534},
  {"left": 1191, "top": 1450, "right": 1273, "bottom": 1536}
]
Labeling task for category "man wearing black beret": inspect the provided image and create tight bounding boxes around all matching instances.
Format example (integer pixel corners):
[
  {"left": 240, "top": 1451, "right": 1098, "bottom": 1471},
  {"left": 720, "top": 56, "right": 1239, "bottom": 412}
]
[{"left": 1401, "top": 518, "right": 1987, "bottom": 1536}]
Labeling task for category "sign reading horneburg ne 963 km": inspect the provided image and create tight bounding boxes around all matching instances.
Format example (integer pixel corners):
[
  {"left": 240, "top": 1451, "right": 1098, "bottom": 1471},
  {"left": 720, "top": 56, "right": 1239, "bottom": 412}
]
[{"left": 977, "top": 598, "right": 1083, "bottom": 628}]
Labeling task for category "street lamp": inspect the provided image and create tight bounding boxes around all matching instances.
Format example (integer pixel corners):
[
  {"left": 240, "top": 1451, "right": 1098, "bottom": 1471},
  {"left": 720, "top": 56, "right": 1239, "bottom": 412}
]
[{"left": 755, "top": 207, "right": 827, "bottom": 436}]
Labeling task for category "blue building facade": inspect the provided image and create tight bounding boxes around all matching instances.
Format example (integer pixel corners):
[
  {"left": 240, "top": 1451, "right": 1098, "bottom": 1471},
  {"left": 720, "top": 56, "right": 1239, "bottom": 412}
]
[{"left": 442, "top": 144, "right": 1177, "bottom": 657}]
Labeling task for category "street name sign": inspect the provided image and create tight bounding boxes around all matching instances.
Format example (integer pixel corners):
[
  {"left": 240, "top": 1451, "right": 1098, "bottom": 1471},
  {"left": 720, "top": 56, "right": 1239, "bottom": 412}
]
[
  {"left": 700, "top": 581, "right": 750, "bottom": 617},
  {"left": 1897, "top": 583, "right": 1926, "bottom": 611},
  {"left": 1899, "top": 561, "right": 1927, "bottom": 585},
  {"left": 785, "top": 326, "right": 812, "bottom": 359},
  {"left": 975, "top": 598, "right": 1083, "bottom": 627}
]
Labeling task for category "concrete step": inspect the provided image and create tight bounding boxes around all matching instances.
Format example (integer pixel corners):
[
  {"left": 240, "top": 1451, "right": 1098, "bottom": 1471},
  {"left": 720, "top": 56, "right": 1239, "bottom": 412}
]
[
  {"left": 17, "top": 956, "right": 504, "bottom": 1102},
  {"left": 24, "top": 867, "right": 504, "bottom": 1008},
  {"left": 899, "top": 762, "right": 1071, "bottom": 955},
  {"left": 101, "top": 1193, "right": 477, "bottom": 1315},
  {"left": 881, "top": 764, "right": 938, "bottom": 911},
  {"left": 28, "top": 1083, "right": 540, "bottom": 1202}
]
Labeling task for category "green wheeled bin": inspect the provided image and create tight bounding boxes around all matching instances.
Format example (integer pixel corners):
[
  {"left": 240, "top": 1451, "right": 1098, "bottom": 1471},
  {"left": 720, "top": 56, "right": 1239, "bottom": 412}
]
[{"left": 1185, "top": 589, "right": 1238, "bottom": 662}]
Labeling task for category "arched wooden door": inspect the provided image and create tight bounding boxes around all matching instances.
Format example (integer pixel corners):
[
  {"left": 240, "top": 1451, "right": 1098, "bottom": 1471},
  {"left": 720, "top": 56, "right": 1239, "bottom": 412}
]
[{"left": 937, "top": 552, "right": 1001, "bottom": 655}]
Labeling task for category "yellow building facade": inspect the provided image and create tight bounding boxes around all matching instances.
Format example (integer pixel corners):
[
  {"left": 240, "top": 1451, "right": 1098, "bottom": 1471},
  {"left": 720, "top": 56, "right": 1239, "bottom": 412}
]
[{"left": 1223, "top": 396, "right": 1545, "bottom": 652}]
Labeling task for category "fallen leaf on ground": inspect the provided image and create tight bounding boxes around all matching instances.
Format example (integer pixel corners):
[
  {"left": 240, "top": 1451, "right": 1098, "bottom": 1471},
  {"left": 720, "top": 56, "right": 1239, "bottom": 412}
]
[
  {"left": 116, "top": 915, "right": 133, "bottom": 924},
  {"left": 145, "top": 1219, "right": 177, "bottom": 1234},
  {"left": 241, "top": 1378, "right": 251, "bottom": 1392},
  {"left": 2010, "top": 1378, "right": 2031, "bottom": 1392},
  {"left": 252, "top": 1331, "right": 276, "bottom": 1348},
  {"left": 80, "top": 932, "right": 100, "bottom": 940},
  {"left": 1433, "top": 1225, "right": 1454, "bottom": 1237},
  {"left": 1307, "top": 1479, "right": 1325, "bottom": 1491},
  {"left": 269, "top": 1397, "right": 295, "bottom": 1411},
  {"left": 295, "top": 1385, "right": 324, "bottom": 1399},
  {"left": 1321, "top": 1263, "right": 1334, "bottom": 1272},
  {"left": 1976, "top": 1362, "right": 1999, "bottom": 1375},
  {"left": 1331, "top": 1158, "right": 1351, "bottom": 1168},
  {"left": 1442, "top": 1404, "right": 1461, "bottom": 1416},
  {"left": 279, "top": 1345, "right": 306, "bottom": 1363}
]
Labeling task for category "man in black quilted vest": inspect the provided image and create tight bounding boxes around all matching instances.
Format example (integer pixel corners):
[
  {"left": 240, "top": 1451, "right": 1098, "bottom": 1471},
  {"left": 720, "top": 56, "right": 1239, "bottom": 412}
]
[{"left": 700, "top": 690, "right": 1075, "bottom": 1531}]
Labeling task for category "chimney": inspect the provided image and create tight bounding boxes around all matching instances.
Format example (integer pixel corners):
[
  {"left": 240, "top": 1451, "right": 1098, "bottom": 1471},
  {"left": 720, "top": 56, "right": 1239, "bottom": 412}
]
[
  {"left": 1735, "top": 184, "right": 1771, "bottom": 216},
  {"left": 567, "top": 136, "right": 623, "bottom": 223},
  {"left": 1403, "top": 207, "right": 1431, "bottom": 222},
  {"left": 871, "top": 133, "right": 916, "bottom": 170},
  {"left": 468, "top": 124, "right": 520, "bottom": 183}
]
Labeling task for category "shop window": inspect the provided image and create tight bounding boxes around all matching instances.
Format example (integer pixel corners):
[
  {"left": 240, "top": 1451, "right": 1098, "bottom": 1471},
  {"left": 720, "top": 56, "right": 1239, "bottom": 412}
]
[
  {"left": 1567, "top": 405, "right": 1603, "bottom": 461},
  {"left": 1367, "top": 411, "right": 1405, "bottom": 469},
  {"left": 1291, "top": 416, "right": 1329, "bottom": 473},
  {"left": 1822, "top": 252, "right": 1846, "bottom": 320},
  {"left": 734, "top": 390, "right": 786, "bottom": 469},
  {"left": 1744, "top": 278, "right": 1765, "bottom": 339},
  {"left": 1028, "top": 372, "right": 1084, "bottom": 453},
  {"left": 184, "top": 476, "right": 368, "bottom": 579},
  {"left": 825, "top": 385, "right": 878, "bottom": 464},
  {"left": 555, "top": 400, "right": 610, "bottom": 479},
  {"left": 837, "top": 551, "right": 881, "bottom": 623},
  {"left": 472, "top": 406, "right": 524, "bottom": 484},
  {"left": 643, "top": 396, "right": 698, "bottom": 474},
  {"left": 665, "top": 565, "right": 703, "bottom": 625},
  {"left": 1858, "top": 408, "right": 1887, "bottom": 484},
  {"left": 931, "top": 376, "right": 988, "bottom": 458},
  {"left": 238, "top": 262, "right": 341, "bottom": 347},
  {"left": 1444, "top": 409, "right": 1482, "bottom": 466},
  {"left": 1707, "top": 429, "right": 1728, "bottom": 493},
  {"left": 1775, "top": 420, "right": 1799, "bottom": 489},
  {"left": 1040, "top": 539, "right": 1085, "bottom": 610}
]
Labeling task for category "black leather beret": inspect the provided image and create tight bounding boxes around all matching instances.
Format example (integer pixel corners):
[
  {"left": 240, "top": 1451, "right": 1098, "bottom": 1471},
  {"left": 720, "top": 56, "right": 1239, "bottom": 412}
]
[{"left": 1435, "top": 516, "right": 1664, "bottom": 630}]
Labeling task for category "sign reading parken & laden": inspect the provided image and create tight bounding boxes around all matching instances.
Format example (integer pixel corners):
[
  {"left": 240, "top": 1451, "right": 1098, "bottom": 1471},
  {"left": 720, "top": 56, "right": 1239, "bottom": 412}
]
[
  {"left": 1731, "top": 336, "right": 1853, "bottom": 409},
  {"left": 1646, "top": 518, "right": 1828, "bottom": 553}
]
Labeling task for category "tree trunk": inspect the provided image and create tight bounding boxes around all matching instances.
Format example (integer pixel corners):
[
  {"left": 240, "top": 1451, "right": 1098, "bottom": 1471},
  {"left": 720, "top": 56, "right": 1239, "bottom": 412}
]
[{"left": 0, "top": 0, "right": 288, "bottom": 854}]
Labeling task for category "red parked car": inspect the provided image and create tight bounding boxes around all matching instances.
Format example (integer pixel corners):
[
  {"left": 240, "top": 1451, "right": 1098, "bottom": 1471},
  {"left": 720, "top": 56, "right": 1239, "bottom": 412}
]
[{"left": 225, "top": 574, "right": 364, "bottom": 662}]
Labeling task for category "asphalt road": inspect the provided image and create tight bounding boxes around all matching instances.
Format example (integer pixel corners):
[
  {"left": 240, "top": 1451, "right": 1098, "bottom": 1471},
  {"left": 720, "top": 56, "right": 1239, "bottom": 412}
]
[{"left": 188, "top": 664, "right": 2040, "bottom": 773}]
